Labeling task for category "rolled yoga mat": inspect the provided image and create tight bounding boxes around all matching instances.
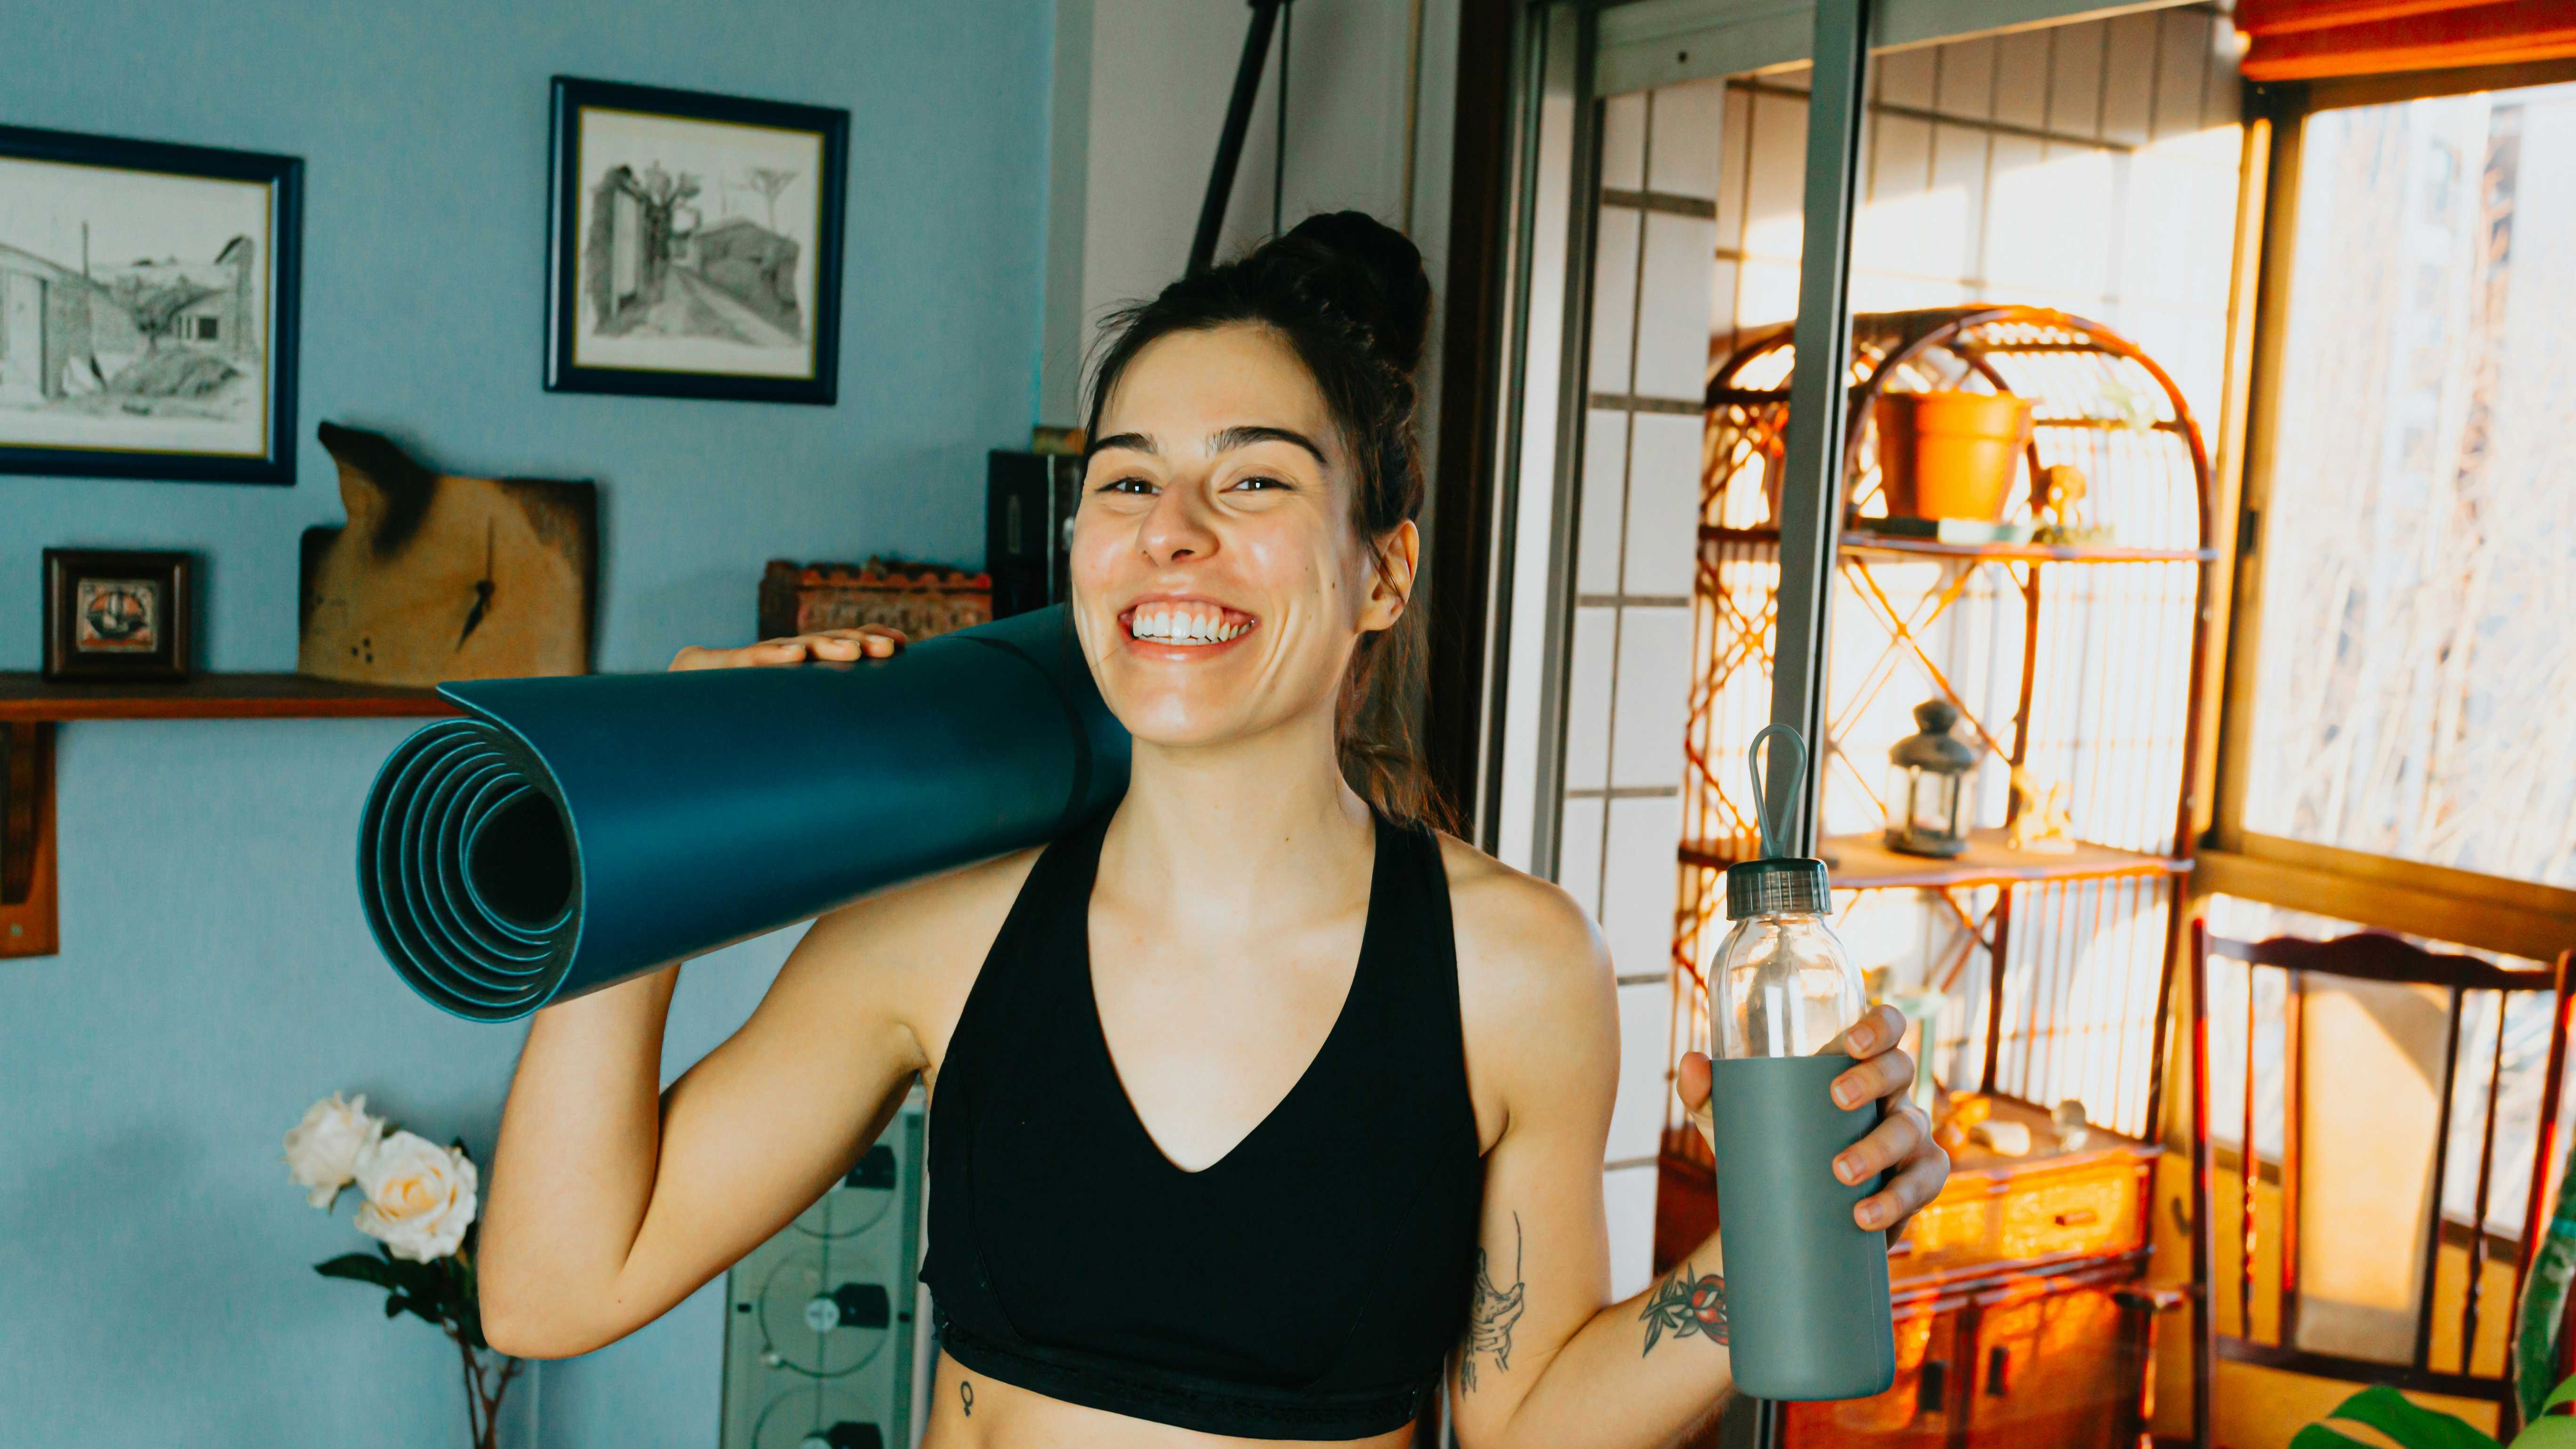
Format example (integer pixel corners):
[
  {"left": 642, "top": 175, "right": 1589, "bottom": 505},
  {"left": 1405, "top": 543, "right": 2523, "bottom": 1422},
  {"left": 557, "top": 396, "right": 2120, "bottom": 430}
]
[{"left": 358, "top": 605, "right": 1129, "bottom": 1022}]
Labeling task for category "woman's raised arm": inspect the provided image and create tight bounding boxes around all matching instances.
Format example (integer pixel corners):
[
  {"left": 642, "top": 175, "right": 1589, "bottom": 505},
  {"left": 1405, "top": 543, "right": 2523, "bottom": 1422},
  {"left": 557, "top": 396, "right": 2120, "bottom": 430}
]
[
  {"left": 475, "top": 624, "right": 1004, "bottom": 1359},
  {"left": 473, "top": 902, "right": 924, "bottom": 1356}
]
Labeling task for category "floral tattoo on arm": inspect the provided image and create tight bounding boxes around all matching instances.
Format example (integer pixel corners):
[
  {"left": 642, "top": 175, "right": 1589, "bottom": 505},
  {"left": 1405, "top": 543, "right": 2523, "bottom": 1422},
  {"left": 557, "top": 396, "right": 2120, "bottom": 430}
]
[
  {"left": 1639, "top": 1262, "right": 1728, "bottom": 1355},
  {"left": 1459, "top": 1212, "right": 1526, "bottom": 1393}
]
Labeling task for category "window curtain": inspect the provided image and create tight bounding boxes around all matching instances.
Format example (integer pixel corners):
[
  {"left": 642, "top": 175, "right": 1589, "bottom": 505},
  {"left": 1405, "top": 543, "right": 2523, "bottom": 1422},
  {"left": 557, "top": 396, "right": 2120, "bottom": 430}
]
[{"left": 2236, "top": 0, "right": 2576, "bottom": 82}]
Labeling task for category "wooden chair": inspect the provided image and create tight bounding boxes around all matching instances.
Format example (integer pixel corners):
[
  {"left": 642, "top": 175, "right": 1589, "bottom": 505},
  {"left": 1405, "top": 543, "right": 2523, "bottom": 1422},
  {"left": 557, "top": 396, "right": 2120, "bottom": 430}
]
[{"left": 2186, "top": 922, "right": 2576, "bottom": 1445}]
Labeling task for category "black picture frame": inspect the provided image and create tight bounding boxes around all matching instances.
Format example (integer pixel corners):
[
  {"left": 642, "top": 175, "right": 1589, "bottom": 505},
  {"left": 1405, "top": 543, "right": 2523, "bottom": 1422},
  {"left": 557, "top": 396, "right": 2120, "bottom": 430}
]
[
  {"left": 0, "top": 124, "right": 302, "bottom": 485},
  {"left": 545, "top": 76, "right": 849, "bottom": 405},
  {"left": 42, "top": 548, "right": 195, "bottom": 683}
]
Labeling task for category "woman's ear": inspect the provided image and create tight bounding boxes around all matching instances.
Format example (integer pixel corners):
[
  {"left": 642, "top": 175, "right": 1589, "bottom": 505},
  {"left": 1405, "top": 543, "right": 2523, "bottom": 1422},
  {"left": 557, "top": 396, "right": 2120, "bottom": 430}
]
[{"left": 1358, "top": 519, "right": 1420, "bottom": 633}]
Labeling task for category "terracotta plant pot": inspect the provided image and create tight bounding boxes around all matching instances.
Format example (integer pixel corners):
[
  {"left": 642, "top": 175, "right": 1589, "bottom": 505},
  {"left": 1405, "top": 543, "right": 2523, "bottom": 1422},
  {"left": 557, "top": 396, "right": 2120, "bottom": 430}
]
[{"left": 1873, "top": 390, "right": 2032, "bottom": 522}]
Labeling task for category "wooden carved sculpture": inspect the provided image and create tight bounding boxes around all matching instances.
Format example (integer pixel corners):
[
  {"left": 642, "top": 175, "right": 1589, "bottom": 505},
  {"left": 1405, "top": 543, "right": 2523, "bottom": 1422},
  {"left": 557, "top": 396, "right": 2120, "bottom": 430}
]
[{"left": 300, "top": 422, "right": 596, "bottom": 687}]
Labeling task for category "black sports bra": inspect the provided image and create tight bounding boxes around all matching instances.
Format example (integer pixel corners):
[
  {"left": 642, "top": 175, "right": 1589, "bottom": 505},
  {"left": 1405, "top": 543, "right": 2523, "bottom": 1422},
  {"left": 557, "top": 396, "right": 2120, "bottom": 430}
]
[{"left": 920, "top": 805, "right": 1485, "bottom": 1440}]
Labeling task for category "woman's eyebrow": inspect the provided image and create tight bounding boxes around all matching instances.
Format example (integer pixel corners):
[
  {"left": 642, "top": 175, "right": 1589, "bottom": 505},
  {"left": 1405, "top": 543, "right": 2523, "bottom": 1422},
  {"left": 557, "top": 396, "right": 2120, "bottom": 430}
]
[
  {"left": 1085, "top": 431, "right": 1156, "bottom": 459},
  {"left": 1211, "top": 425, "right": 1329, "bottom": 468}
]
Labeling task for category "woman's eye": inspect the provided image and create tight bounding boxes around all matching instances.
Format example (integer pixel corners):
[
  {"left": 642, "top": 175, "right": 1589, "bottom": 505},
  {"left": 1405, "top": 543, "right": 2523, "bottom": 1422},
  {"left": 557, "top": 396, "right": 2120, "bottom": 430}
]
[
  {"left": 1232, "top": 474, "right": 1288, "bottom": 491},
  {"left": 1096, "top": 476, "right": 1155, "bottom": 495}
]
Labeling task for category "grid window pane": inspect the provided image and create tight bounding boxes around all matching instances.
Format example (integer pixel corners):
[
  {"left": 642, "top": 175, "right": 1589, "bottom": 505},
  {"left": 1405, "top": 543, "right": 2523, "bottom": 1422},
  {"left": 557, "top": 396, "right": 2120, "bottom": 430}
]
[{"left": 2242, "top": 83, "right": 2576, "bottom": 890}]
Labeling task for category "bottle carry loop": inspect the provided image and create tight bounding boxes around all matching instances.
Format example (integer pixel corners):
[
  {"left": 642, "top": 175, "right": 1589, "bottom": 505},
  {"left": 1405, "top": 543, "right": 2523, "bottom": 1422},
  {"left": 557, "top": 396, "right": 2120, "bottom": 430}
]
[
  {"left": 1746, "top": 722, "right": 1806, "bottom": 862},
  {"left": 1728, "top": 725, "right": 1829, "bottom": 921}
]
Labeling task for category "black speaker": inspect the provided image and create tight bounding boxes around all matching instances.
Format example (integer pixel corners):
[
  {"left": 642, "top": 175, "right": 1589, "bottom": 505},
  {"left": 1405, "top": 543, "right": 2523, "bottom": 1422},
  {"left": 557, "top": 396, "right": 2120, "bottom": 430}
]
[{"left": 986, "top": 450, "right": 1082, "bottom": 619}]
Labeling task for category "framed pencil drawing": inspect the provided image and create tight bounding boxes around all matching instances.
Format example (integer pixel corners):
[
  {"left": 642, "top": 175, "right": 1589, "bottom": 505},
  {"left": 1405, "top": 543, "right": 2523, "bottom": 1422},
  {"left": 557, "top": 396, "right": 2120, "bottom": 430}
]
[
  {"left": 0, "top": 125, "right": 302, "bottom": 484},
  {"left": 545, "top": 77, "right": 849, "bottom": 405}
]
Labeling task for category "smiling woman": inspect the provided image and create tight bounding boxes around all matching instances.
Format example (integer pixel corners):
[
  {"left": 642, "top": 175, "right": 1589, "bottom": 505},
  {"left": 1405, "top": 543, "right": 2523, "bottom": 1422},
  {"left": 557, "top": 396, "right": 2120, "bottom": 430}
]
[{"left": 475, "top": 210, "right": 1950, "bottom": 1449}]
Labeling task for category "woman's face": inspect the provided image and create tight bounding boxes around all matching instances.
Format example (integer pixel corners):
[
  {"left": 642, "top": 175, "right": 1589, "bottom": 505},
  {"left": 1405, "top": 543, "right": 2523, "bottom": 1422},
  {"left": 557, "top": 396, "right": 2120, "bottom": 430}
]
[{"left": 1070, "top": 323, "right": 1414, "bottom": 751}]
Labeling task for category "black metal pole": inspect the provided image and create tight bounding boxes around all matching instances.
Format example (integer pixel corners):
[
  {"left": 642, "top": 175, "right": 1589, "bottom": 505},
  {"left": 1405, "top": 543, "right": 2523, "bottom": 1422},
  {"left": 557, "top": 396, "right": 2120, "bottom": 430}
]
[
  {"left": 1189, "top": 0, "right": 1285, "bottom": 275},
  {"left": 1273, "top": 0, "right": 1291, "bottom": 237},
  {"left": 1764, "top": 0, "right": 1876, "bottom": 855},
  {"left": 1756, "top": 1, "right": 1874, "bottom": 1443}
]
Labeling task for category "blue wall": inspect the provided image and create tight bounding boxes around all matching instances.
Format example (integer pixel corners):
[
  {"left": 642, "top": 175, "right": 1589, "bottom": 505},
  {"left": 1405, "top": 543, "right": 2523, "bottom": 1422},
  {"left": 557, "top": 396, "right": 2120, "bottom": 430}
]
[{"left": 0, "top": 2, "right": 1052, "bottom": 1444}]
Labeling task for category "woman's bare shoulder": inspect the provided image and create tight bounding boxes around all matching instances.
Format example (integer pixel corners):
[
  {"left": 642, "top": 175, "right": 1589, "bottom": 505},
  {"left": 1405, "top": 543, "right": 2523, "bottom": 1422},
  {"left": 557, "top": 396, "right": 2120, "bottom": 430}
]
[
  {"left": 717, "top": 844, "right": 1047, "bottom": 1101},
  {"left": 1432, "top": 831, "right": 1611, "bottom": 987},
  {"left": 795, "top": 845, "right": 1045, "bottom": 985},
  {"left": 1431, "top": 831, "right": 1617, "bottom": 1075}
]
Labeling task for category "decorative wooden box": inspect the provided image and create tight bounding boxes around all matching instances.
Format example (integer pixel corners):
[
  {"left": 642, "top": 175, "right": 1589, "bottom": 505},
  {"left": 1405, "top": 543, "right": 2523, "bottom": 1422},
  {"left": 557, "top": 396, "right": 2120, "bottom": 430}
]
[{"left": 758, "top": 558, "right": 993, "bottom": 644}]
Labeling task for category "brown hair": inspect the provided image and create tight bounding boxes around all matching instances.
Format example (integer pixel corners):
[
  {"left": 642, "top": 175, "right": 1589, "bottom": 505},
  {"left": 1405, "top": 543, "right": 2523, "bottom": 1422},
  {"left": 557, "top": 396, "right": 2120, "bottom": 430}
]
[{"left": 1084, "top": 212, "right": 1449, "bottom": 830}]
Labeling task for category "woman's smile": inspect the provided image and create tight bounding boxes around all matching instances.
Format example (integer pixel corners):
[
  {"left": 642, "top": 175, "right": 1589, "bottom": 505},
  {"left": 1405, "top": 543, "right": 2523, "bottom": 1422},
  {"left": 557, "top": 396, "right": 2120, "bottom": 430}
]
[{"left": 1119, "top": 596, "right": 1261, "bottom": 655}]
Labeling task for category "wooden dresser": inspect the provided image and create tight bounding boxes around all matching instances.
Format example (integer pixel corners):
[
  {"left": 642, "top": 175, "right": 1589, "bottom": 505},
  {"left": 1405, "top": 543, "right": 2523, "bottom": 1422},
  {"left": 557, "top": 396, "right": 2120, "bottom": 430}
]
[{"left": 1662, "top": 1096, "right": 2174, "bottom": 1448}]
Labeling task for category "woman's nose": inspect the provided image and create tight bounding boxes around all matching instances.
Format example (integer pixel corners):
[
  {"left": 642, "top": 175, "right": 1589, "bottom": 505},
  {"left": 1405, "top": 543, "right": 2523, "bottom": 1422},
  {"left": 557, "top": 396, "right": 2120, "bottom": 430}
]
[{"left": 1136, "top": 483, "right": 1218, "bottom": 565}]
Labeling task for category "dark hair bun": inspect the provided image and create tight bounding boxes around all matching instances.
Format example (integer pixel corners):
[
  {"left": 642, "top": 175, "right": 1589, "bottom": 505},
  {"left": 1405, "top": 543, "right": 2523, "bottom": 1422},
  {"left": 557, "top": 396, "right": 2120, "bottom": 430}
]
[{"left": 1248, "top": 211, "right": 1432, "bottom": 375}]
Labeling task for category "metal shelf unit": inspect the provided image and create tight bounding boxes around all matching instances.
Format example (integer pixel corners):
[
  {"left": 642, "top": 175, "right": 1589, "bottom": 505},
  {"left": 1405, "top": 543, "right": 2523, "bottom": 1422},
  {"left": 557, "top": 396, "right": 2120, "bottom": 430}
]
[{"left": 1668, "top": 305, "right": 2219, "bottom": 1156}]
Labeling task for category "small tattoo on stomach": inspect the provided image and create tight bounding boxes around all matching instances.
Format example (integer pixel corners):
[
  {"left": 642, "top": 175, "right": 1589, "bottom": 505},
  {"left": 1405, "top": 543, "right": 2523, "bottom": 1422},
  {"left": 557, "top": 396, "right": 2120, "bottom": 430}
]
[{"left": 960, "top": 1380, "right": 974, "bottom": 1417}]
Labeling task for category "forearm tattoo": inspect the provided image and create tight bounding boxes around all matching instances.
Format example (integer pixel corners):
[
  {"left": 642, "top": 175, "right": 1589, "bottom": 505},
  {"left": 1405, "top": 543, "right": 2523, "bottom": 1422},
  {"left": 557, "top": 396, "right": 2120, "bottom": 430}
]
[
  {"left": 1459, "top": 1212, "right": 1526, "bottom": 1393},
  {"left": 1639, "top": 1263, "right": 1728, "bottom": 1354}
]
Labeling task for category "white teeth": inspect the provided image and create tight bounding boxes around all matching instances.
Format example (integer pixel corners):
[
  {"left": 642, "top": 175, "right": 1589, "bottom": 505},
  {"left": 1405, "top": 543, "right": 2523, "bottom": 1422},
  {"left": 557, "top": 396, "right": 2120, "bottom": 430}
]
[{"left": 1129, "top": 604, "right": 1251, "bottom": 644}]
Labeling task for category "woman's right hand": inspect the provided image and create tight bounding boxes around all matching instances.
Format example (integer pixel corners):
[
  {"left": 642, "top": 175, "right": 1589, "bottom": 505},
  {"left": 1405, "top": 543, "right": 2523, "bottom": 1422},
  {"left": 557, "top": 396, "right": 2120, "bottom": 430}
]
[{"left": 669, "top": 626, "right": 906, "bottom": 672}]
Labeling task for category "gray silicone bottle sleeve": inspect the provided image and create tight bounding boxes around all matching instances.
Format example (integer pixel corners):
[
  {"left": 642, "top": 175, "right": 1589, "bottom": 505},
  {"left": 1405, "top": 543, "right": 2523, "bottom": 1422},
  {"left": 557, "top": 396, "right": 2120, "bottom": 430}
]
[{"left": 1704, "top": 1055, "right": 1899, "bottom": 1402}]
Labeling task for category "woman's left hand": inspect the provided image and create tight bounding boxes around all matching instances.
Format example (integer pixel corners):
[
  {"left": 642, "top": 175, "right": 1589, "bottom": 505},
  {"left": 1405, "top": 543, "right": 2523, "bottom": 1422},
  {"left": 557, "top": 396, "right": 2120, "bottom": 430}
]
[{"left": 1675, "top": 1003, "right": 1950, "bottom": 1239}]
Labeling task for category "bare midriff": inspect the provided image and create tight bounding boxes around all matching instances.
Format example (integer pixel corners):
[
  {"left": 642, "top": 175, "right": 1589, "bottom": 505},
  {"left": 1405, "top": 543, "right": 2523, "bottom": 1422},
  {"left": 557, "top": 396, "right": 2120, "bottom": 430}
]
[{"left": 920, "top": 1352, "right": 1420, "bottom": 1449}]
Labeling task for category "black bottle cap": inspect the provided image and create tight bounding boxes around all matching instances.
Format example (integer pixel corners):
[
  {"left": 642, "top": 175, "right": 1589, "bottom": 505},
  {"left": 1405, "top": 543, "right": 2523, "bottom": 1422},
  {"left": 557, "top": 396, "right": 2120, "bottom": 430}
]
[{"left": 1723, "top": 857, "right": 1831, "bottom": 918}]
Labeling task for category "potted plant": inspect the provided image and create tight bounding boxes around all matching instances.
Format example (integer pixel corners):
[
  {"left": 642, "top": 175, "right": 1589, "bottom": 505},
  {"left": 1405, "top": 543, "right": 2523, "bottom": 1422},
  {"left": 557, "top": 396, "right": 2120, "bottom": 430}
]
[
  {"left": 1872, "top": 389, "right": 2033, "bottom": 523},
  {"left": 2293, "top": 1375, "right": 2576, "bottom": 1448}
]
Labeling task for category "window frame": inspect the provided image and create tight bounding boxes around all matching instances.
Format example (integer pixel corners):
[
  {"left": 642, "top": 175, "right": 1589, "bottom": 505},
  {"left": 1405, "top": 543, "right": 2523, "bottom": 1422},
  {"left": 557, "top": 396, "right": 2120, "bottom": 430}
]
[
  {"left": 2198, "top": 54, "right": 2576, "bottom": 965},
  {"left": 1457, "top": 0, "right": 2194, "bottom": 871}
]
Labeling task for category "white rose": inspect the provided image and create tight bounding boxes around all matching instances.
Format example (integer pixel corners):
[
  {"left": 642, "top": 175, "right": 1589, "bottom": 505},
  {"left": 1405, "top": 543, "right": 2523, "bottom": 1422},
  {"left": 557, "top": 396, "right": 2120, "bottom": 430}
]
[
  {"left": 283, "top": 1092, "right": 386, "bottom": 1209},
  {"left": 353, "top": 1131, "right": 479, "bottom": 1263}
]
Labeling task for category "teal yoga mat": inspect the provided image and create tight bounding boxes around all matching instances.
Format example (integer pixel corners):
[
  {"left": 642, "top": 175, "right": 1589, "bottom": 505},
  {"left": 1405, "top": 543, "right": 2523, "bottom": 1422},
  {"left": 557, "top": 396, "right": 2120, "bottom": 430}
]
[{"left": 358, "top": 605, "right": 1129, "bottom": 1021}]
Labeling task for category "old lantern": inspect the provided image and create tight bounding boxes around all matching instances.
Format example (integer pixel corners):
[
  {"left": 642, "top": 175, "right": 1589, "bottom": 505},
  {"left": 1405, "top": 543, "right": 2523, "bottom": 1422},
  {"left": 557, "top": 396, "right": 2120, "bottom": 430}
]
[{"left": 1886, "top": 699, "right": 1976, "bottom": 858}]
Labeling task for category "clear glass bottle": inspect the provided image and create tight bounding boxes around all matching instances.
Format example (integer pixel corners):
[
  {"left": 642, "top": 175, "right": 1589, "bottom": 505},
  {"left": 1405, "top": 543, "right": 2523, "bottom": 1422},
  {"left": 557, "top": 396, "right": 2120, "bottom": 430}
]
[
  {"left": 1698, "top": 727, "right": 1896, "bottom": 1402},
  {"left": 1709, "top": 858, "right": 1867, "bottom": 1060}
]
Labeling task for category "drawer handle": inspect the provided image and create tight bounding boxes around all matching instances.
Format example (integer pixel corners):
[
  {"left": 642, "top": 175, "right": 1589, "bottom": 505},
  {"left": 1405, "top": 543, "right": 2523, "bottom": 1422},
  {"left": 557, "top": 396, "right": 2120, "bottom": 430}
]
[
  {"left": 2053, "top": 1208, "right": 2099, "bottom": 1227},
  {"left": 1916, "top": 1359, "right": 1947, "bottom": 1417}
]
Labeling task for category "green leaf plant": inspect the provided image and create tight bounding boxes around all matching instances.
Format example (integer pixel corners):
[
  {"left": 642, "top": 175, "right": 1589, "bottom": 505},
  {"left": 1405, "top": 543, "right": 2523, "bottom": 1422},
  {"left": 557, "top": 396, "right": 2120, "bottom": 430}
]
[{"left": 2290, "top": 1375, "right": 2576, "bottom": 1449}]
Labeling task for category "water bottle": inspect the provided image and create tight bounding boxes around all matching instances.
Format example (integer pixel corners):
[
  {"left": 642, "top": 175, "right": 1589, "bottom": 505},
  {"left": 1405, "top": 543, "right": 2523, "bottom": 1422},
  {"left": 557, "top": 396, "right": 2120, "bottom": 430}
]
[{"left": 1700, "top": 725, "right": 1897, "bottom": 1401}]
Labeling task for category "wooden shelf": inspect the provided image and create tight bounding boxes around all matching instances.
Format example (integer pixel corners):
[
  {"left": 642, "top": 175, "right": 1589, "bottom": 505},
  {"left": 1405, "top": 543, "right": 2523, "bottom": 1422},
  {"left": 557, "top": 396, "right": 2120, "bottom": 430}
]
[
  {"left": 1700, "top": 523, "right": 2217, "bottom": 564},
  {"left": 1838, "top": 530, "right": 2219, "bottom": 564},
  {"left": 0, "top": 672, "right": 459, "bottom": 723},
  {"left": 1678, "top": 827, "right": 2189, "bottom": 890},
  {"left": 2, "top": 673, "right": 459, "bottom": 959}
]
